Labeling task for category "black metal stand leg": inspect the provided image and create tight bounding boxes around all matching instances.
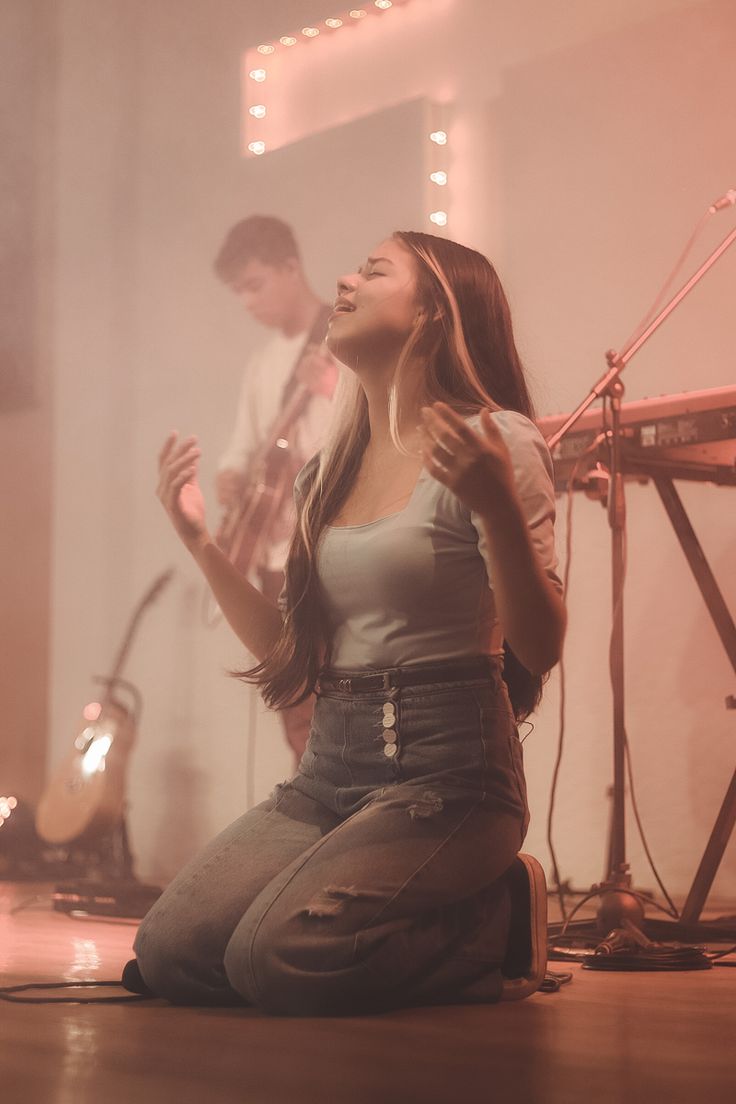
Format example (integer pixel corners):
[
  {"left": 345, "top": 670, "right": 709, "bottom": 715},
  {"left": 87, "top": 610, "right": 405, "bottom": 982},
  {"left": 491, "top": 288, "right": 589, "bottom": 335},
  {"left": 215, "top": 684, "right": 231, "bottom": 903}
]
[
  {"left": 652, "top": 476, "right": 736, "bottom": 671},
  {"left": 680, "top": 770, "right": 736, "bottom": 925},
  {"left": 649, "top": 476, "right": 736, "bottom": 928},
  {"left": 558, "top": 474, "right": 736, "bottom": 942}
]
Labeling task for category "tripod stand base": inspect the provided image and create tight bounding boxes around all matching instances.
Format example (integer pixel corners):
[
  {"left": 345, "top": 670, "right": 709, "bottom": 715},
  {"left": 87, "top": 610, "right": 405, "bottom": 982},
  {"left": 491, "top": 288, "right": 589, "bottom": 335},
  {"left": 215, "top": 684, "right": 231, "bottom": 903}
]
[
  {"left": 549, "top": 914, "right": 736, "bottom": 945},
  {"left": 52, "top": 879, "right": 161, "bottom": 919},
  {"left": 597, "top": 886, "right": 646, "bottom": 934},
  {"left": 638, "top": 916, "right": 736, "bottom": 943}
]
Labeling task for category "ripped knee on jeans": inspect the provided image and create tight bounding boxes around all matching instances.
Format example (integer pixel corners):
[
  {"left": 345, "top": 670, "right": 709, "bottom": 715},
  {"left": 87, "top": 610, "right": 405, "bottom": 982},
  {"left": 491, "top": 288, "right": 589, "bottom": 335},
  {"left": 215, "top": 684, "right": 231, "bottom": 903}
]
[
  {"left": 303, "top": 885, "right": 375, "bottom": 919},
  {"left": 406, "top": 790, "right": 445, "bottom": 820}
]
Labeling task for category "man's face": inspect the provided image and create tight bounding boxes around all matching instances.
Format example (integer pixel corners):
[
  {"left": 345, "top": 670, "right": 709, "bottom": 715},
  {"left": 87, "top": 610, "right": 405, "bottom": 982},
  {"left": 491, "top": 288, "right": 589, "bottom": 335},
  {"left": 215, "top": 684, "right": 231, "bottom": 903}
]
[{"left": 228, "top": 257, "right": 299, "bottom": 329}]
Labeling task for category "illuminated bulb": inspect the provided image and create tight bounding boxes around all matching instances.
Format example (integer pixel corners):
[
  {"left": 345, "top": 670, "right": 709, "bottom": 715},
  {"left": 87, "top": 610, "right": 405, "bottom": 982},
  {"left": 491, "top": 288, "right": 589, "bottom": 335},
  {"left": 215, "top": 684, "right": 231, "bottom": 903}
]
[
  {"left": 429, "top": 211, "right": 448, "bottom": 227},
  {"left": 81, "top": 734, "right": 112, "bottom": 776},
  {"left": 349, "top": 9, "right": 368, "bottom": 18},
  {"left": 248, "top": 141, "right": 266, "bottom": 156},
  {"left": 249, "top": 69, "right": 267, "bottom": 82},
  {"left": 276, "top": 438, "right": 289, "bottom": 449},
  {"left": 325, "top": 18, "right": 344, "bottom": 28},
  {"left": 83, "top": 701, "right": 102, "bottom": 721},
  {"left": 249, "top": 105, "right": 267, "bottom": 119},
  {"left": 280, "top": 36, "right": 297, "bottom": 46},
  {"left": 429, "top": 131, "right": 447, "bottom": 145},
  {"left": 257, "top": 44, "right": 275, "bottom": 54},
  {"left": 429, "top": 171, "right": 448, "bottom": 185},
  {"left": 302, "top": 27, "right": 320, "bottom": 37},
  {"left": 375, "top": 0, "right": 393, "bottom": 8}
]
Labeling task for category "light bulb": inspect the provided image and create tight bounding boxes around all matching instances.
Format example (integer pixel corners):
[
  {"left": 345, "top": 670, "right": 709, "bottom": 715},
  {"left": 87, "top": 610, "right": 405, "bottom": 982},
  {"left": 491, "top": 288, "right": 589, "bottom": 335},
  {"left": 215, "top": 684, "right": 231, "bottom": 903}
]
[
  {"left": 429, "top": 171, "right": 448, "bottom": 186},
  {"left": 249, "top": 69, "right": 267, "bottom": 82},
  {"left": 429, "top": 131, "right": 447, "bottom": 145},
  {"left": 325, "top": 18, "right": 344, "bottom": 28},
  {"left": 302, "top": 27, "right": 320, "bottom": 37},
  {"left": 81, "top": 734, "right": 112, "bottom": 776},
  {"left": 349, "top": 9, "right": 368, "bottom": 18},
  {"left": 375, "top": 0, "right": 393, "bottom": 8},
  {"left": 280, "top": 36, "right": 297, "bottom": 46},
  {"left": 248, "top": 141, "right": 266, "bottom": 156},
  {"left": 249, "top": 105, "right": 267, "bottom": 119},
  {"left": 429, "top": 211, "right": 448, "bottom": 227},
  {"left": 257, "top": 44, "right": 275, "bottom": 55}
]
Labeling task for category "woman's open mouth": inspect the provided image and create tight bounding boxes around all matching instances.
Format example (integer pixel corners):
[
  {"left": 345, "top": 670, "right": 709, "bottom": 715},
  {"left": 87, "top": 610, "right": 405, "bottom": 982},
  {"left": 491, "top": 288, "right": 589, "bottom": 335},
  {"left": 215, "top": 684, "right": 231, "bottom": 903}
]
[{"left": 330, "top": 299, "right": 356, "bottom": 318}]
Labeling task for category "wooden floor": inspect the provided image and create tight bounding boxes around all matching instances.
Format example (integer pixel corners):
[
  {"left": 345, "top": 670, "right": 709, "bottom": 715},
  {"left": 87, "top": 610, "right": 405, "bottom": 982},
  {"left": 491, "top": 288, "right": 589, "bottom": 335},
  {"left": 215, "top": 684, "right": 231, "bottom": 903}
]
[{"left": 1, "top": 881, "right": 735, "bottom": 1104}]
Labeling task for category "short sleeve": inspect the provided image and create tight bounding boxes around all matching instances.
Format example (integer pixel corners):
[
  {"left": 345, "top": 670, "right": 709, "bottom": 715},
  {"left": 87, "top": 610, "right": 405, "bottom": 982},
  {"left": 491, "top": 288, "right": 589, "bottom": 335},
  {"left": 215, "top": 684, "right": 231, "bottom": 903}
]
[{"left": 470, "top": 410, "right": 563, "bottom": 595}]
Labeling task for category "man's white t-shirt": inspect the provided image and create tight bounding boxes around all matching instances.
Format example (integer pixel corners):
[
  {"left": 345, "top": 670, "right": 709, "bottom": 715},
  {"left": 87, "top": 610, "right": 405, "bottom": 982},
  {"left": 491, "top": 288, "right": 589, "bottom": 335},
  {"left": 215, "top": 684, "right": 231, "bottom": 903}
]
[{"left": 218, "top": 328, "right": 332, "bottom": 572}]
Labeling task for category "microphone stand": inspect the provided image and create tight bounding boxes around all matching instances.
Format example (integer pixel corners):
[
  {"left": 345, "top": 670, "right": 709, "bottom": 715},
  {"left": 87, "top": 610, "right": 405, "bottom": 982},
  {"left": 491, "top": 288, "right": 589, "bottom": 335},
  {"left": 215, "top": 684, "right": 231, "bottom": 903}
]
[{"left": 546, "top": 220, "right": 736, "bottom": 935}]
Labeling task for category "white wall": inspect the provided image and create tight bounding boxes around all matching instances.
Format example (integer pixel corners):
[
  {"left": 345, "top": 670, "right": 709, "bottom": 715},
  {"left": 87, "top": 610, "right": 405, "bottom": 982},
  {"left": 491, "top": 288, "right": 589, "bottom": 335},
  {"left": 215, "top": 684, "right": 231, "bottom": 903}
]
[
  {"left": 499, "top": 0, "right": 736, "bottom": 901},
  {"left": 48, "top": 0, "right": 734, "bottom": 901}
]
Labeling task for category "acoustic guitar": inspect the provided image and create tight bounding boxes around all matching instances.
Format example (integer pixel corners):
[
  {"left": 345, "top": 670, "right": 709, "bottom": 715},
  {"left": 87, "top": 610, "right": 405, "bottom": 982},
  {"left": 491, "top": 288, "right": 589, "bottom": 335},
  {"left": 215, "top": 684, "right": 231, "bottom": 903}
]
[{"left": 35, "top": 569, "right": 173, "bottom": 846}]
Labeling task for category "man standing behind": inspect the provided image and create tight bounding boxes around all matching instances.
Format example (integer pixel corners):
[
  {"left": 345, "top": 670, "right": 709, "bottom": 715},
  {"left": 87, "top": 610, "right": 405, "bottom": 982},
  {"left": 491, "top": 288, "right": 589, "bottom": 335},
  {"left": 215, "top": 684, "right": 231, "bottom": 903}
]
[{"left": 213, "top": 215, "right": 337, "bottom": 765}]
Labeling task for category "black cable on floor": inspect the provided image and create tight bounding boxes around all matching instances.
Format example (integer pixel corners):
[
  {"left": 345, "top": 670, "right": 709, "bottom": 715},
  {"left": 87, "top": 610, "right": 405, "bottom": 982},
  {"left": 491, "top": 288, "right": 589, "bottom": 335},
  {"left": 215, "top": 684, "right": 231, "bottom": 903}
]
[
  {"left": 0, "top": 981, "right": 153, "bottom": 1004},
  {"left": 540, "top": 970, "right": 573, "bottom": 992}
]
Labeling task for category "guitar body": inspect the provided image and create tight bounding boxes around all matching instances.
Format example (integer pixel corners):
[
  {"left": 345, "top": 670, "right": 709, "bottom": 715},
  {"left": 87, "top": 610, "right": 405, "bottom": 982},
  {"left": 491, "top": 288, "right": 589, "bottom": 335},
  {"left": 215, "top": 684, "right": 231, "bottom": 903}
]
[
  {"left": 34, "top": 568, "right": 172, "bottom": 847},
  {"left": 217, "top": 443, "right": 302, "bottom": 578},
  {"left": 35, "top": 701, "right": 136, "bottom": 845}
]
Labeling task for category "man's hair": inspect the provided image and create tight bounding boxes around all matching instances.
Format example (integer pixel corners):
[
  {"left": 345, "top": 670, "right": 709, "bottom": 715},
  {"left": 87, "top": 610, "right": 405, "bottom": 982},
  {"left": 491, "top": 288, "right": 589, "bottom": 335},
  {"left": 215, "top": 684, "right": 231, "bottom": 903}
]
[{"left": 213, "top": 215, "right": 300, "bottom": 281}]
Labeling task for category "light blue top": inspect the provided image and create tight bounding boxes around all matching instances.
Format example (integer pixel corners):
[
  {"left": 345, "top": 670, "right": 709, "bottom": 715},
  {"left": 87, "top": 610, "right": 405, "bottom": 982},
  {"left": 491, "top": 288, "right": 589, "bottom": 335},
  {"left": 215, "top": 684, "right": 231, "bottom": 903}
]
[{"left": 292, "top": 410, "right": 562, "bottom": 672}]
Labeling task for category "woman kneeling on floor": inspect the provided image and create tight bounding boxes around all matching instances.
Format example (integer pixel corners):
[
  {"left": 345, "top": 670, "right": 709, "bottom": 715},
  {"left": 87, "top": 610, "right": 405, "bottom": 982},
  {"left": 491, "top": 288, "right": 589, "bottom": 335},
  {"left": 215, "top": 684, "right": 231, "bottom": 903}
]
[{"left": 131, "top": 230, "right": 566, "bottom": 1015}]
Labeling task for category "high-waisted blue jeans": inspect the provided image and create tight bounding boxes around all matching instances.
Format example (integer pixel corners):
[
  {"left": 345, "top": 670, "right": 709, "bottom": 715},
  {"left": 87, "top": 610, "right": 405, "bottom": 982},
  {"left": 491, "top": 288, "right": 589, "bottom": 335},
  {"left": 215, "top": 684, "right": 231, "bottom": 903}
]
[{"left": 133, "top": 657, "right": 529, "bottom": 1015}]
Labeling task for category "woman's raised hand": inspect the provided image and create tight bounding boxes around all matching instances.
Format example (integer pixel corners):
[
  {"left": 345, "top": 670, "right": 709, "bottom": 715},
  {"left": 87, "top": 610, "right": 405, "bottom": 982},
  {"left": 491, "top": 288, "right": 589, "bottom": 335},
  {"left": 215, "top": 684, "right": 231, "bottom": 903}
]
[
  {"left": 157, "top": 432, "right": 209, "bottom": 551},
  {"left": 418, "top": 403, "right": 516, "bottom": 519}
]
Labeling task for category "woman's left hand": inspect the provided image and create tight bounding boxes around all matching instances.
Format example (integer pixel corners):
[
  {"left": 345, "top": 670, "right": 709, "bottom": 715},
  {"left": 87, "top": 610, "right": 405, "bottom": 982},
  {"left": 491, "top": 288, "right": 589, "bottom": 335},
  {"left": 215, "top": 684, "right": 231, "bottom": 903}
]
[{"left": 418, "top": 402, "right": 516, "bottom": 518}]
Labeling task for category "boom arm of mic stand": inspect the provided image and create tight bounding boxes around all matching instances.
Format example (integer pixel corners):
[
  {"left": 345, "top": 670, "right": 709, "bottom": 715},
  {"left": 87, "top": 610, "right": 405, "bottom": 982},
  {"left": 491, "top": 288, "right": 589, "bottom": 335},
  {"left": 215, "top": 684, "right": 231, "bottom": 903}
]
[{"left": 545, "top": 221, "right": 736, "bottom": 451}]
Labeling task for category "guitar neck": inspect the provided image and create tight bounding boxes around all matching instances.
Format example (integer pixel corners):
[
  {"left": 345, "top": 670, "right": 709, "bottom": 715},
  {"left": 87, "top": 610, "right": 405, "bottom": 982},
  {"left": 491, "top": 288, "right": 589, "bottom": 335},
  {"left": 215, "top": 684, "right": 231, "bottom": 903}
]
[{"left": 100, "top": 570, "right": 173, "bottom": 706}]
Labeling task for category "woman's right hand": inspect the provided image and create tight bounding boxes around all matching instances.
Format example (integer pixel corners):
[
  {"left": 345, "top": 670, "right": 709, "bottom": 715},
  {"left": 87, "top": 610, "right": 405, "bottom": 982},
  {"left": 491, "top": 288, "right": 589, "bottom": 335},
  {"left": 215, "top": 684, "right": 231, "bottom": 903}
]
[{"left": 157, "top": 432, "right": 209, "bottom": 552}]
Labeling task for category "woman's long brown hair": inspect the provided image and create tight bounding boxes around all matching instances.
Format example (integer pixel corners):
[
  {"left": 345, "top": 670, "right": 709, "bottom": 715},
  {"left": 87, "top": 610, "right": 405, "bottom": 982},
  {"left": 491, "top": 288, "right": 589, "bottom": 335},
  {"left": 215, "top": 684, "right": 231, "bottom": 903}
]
[{"left": 236, "top": 232, "right": 545, "bottom": 719}]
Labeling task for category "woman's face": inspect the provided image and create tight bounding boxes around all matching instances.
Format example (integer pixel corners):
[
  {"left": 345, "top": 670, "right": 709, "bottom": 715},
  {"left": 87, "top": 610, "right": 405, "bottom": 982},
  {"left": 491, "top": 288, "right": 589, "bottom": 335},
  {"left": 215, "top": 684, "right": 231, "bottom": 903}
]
[{"left": 326, "top": 237, "right": 421, "bottom": 370}]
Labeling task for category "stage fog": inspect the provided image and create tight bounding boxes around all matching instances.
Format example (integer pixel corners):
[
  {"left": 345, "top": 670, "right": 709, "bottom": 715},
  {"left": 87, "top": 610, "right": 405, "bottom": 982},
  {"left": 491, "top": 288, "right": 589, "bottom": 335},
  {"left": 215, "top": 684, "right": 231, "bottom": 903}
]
[{"left": 3, "top": 0, "right": 735, "bottom": 907}]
